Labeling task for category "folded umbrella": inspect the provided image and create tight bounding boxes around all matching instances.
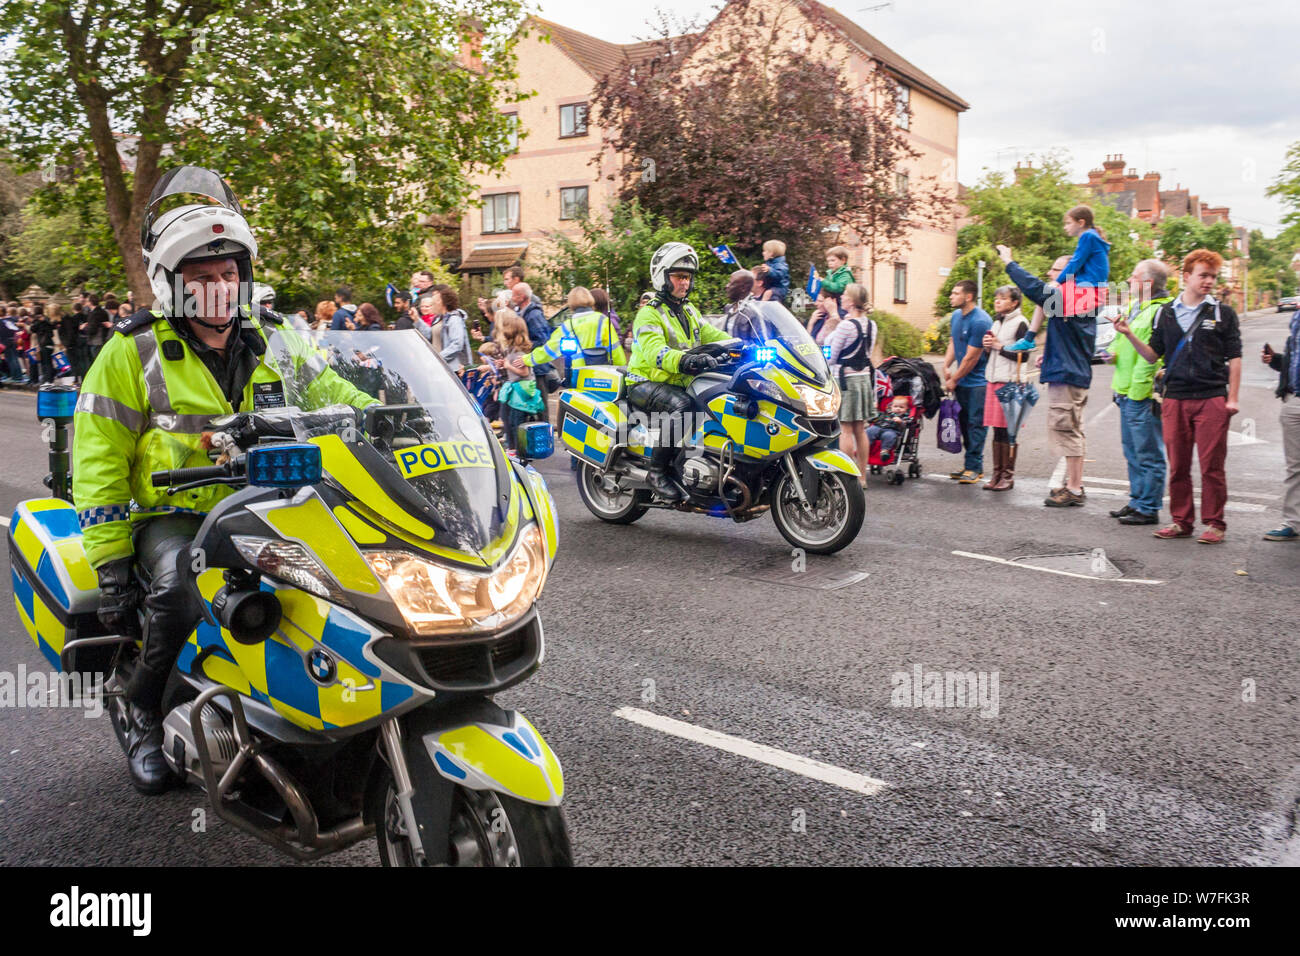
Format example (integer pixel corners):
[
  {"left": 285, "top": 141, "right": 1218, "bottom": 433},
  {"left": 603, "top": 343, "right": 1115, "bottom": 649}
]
[{"left": 993, "top": 354, "right": 1039, "bottom": 443}]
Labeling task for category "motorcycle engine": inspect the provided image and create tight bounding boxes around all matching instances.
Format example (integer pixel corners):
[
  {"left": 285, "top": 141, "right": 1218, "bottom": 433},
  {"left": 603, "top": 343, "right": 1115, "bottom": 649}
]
[
  {"left": 163, "top": 702, "right": 239, "bottom": 785},
  {"left": 679, "top": 456, "right": 718, "bottom": 492}
]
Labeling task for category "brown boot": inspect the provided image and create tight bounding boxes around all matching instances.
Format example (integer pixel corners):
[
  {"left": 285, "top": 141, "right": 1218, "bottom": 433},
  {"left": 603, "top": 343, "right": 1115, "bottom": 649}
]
[
  {"left": 983, "top": 441, "right": 1007, "bottom": 490},
  {"left": 998, "top": 443, "right": 1017, "bottom": 491}
]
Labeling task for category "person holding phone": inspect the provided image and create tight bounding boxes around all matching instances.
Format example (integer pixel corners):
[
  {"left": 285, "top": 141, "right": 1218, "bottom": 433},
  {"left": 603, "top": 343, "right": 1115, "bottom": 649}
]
[{"left": 1261, "top": 298, "right": 1300, "bottom": 540}]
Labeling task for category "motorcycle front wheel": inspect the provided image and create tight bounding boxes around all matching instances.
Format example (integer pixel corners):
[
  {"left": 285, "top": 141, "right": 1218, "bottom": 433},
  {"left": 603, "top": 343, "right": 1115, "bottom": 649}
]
[
  {"left": 769, "top": 468, "right": 865, "bottom": 555},
  {"left": 370, "top": 765, "right": 572, "bottom": 867},
  {"left": 575, "top": 460, "right": 650, "bottom": 524}
]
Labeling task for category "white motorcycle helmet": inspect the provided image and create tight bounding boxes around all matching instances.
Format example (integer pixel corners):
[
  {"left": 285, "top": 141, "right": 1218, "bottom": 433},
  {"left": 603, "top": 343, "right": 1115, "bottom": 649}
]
[
  {"left": 650, "top": 241, "right": 699, "bottom": 304},
  {"left": 252, "top": 282, "right": 276, "bottom": 309},
  {"left": 141, "top": 166, "right": 258, "bottom": 318}
]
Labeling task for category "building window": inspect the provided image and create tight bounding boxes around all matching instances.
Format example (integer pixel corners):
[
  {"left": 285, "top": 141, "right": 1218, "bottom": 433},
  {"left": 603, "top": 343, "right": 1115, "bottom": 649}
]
[
  {"left": 559, "top": 186, "right": 589, "bottom": 220},
  {"left": 895, "top": 171, "right": 909, "bottom": 195},
  {"left": 893, "top": 263, "right": 907, "bottom": 303},
  {"left": 502, "top": 112, "right": 519, "bottom": 153},
  {"left": 894, "top": 82, "right": 910, "bottom": 130},
  {"left": 481, "top": 193, "right": 520, "bottom": 234},
  {"left": 559, "top": 103, "right": 588, "bottom": 138}
]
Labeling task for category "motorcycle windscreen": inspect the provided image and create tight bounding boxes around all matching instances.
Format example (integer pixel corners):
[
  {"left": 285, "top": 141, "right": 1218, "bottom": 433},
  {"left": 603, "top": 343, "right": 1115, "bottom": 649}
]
[
  {"left": 743, "top": 300, "right": 833, "bottom": 386},
  {"left": 262, "top": 328, "right": 509, "bottom": 556}
]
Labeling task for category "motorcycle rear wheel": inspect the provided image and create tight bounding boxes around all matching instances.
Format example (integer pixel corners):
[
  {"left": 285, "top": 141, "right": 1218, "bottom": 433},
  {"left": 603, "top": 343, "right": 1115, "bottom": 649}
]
[
  {"left": 575, "top": 461, "right": 650, "bottom": 524},
  {"left": 370, "top": 767, "right": 572, "bottom": 867}
]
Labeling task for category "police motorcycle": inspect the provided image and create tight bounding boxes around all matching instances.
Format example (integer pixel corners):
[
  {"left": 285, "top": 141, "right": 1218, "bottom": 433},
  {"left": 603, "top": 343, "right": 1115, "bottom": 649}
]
[
  {"left": 8, "top": 329, "right": 572, "bottom": 866},
  {"left": 557, "top": 299, "right": 866, "bottom": 554}
]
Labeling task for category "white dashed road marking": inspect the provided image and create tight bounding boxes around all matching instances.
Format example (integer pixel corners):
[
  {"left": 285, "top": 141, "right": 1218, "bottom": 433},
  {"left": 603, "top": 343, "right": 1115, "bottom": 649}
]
[
  {"left": 613, "top": 706, "right": 889, "bottom": 796},
  {"left": 951, "top": 549, "right": 1166, "bottom": 585}
]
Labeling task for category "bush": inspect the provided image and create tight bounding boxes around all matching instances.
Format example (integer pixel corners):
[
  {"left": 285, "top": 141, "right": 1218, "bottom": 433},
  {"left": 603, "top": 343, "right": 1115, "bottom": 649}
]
[
  {"left": 872, "top": 309, "right": 924, "bottom": 358},
  {"left": 921, "top": 319, "right": 950, "bottom": 355}
]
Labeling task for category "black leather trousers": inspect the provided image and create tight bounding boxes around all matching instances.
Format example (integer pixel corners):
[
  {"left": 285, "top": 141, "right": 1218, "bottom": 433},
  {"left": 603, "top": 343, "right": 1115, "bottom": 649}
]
[{"left": 627, "top": 381, "right": 694, "bottom": 470}]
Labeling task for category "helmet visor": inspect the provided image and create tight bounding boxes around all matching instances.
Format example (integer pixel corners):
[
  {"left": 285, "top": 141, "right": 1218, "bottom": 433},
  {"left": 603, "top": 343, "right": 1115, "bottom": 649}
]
[{"left": 142, "top": 166, "right": 243, "bottom": 248}]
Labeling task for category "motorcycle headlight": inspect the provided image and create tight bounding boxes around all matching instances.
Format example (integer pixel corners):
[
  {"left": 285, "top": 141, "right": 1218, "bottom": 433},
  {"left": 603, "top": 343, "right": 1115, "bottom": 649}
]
[
  {"left": 232, "top": 535, "right": 350, "bottom": 605},
  {"left": 365, "top": 524, "right": 548, "bottom": 637},
  {"left": 794, "top": 381, "right": 840, "bottom": 418}
]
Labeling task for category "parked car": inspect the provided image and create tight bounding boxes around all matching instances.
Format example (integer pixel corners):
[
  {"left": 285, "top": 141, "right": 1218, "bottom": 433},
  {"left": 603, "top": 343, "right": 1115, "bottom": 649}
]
[
  {"left": 1278, "top": 296, "right": 1298, "bottom": 313},
  {"left": 1092, "top": 306, "right": 1120, "bottom": 362}
]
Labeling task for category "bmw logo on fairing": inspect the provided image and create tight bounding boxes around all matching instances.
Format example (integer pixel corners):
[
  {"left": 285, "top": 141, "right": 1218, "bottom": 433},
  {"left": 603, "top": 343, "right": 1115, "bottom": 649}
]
[
  {"left": 766, "top": 422, "right": 780, "bottom": 436},
  {"left": 307, "top": 649, "right": 336, "bottom": 684}
]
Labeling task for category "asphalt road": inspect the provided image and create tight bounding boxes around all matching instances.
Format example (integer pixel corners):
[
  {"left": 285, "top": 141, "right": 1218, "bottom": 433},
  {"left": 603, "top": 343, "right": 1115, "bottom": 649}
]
[{"left": 1, "top": 310, "right": 1297, "bottom": 866}]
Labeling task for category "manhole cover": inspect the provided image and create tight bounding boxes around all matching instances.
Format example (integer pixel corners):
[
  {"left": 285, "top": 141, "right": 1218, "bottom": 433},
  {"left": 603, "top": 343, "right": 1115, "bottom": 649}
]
[
  {"left": 731, "top": 554, "right": 869, "bottom": 590},
  {"left": 1008, "top": 549, "right": 1123, "bottom": 580}
]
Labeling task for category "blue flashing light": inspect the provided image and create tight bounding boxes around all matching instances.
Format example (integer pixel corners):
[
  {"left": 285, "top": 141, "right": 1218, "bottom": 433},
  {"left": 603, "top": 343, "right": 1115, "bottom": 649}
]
[
  {"left": 755, "top": 347, "right": 776, "bottom": 364},
  {"left": 560, "top": 334, "right": 580, "bottom": 355},
  {"left": 518, "top": 421, "right": 554, "bottom": 460},
  {"left": 822, "top": 345, "right": 833, "bottom": 360},
  {"left": 246, "top": 443, "right": 322, "bottom": 488},
  {"left": 37, "top": 385, "right": 78, "bottom": 421}
]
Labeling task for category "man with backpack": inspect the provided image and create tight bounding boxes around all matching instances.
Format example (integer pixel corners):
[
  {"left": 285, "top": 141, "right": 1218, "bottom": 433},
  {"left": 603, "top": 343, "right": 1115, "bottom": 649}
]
[
  {"left": 522, "top": 286, "right": 625, "bottom": 385},
  {"left": 1113, "top": 249, "right": 1241, "bottom": 543}
]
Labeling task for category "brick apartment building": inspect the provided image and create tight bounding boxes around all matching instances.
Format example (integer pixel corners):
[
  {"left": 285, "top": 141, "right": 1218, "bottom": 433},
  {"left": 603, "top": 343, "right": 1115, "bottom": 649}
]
[{"left": 458, "top": 0, "right": 968, "bottom": 327}]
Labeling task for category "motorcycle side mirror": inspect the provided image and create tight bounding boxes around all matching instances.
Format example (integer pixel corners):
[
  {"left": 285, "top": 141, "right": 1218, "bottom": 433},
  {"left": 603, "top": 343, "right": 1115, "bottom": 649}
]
[{"left": 517, "top": 422, "right": 554, "bottom": 462}]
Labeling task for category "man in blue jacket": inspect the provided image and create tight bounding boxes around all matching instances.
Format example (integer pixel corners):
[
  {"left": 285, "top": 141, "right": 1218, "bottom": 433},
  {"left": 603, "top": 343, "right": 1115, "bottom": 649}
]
[
  {"left": 511, "top": 281, "right": 556, "bottom": 393},
  {"left": 998, "top": 217, "right": 1108, "bottom": 508}
]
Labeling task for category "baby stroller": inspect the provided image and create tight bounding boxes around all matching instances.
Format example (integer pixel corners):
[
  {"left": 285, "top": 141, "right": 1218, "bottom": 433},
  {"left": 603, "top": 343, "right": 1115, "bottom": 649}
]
[{"left": 868, "top": 356, "right": 944, "bottom": 486}]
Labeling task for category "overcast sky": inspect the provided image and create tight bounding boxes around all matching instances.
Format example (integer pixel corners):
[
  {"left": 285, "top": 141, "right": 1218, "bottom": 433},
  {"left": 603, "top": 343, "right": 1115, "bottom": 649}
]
[{"left": 533, "top": 0, "right": 1300, "bottom": 236}]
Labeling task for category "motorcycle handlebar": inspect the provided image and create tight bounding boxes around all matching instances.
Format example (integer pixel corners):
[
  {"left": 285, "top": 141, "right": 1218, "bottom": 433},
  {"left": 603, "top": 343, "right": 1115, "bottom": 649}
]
[{"left": 150, "top": 463, "right": 235, "bottom": 488}]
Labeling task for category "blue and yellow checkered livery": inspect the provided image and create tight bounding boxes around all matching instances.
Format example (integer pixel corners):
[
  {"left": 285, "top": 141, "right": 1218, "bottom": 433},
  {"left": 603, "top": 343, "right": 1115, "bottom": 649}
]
[
  {"left": 556, "top": 388, "right": 627, "bottom": 468},
  {"left": 692, "top": 394, "right": 813, "bottom": 461},
  {"left": 571, "top": 366, "right": 626, "bottom": 404},
  {"left": 177, "top": 569, "right": 423, "bottom": 732},
  {"left": 8, "top": 499, "right": 101, "bottom": 669}
]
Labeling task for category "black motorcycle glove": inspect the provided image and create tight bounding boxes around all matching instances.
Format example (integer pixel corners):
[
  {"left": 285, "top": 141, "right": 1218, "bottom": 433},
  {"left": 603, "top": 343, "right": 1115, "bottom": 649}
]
[
  {"left": 96, "top": 556, "right": 141, "bottom": 636},
  {"left": 679, "top": 353, "right": 718, "bottom": 375}
]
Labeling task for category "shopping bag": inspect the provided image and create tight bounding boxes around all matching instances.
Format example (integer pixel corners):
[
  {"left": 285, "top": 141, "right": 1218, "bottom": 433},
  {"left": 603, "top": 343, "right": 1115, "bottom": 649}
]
[{"left": 936, "top": 395, "right": 962, "bottom": 453}]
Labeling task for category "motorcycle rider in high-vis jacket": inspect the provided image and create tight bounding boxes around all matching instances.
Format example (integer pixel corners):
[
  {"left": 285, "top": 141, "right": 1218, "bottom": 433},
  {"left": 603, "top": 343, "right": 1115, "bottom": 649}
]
[
  {"left": 626, "top": 242, "right": 732, "bottom": 501},
  {"left": 72, "top": 166, "right": 375, "bottom": 794}
]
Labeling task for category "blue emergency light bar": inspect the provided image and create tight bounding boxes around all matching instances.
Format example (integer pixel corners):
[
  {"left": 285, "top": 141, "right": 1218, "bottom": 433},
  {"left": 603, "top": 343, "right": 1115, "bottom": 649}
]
[
  {"left": 36, "top": 385, "right": 78, "bottom": 421},
  {"left": 517, "top": 421, "right": 554, "bottom": 461},
  {"left": 246, "top": 443, "right": 322, "bottom": 488}
]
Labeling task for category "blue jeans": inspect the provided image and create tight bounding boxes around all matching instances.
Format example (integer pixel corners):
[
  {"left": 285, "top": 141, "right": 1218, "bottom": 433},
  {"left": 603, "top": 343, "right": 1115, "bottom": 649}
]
[
  {"left": 866, "top": 424, "right": 901, "bottom": 452},
  {"left": 1117, "top": 394, "right": 1165, "bottom": 515},
  {"left": 955, "top": 383, "right": 987, "bottom": 472}
]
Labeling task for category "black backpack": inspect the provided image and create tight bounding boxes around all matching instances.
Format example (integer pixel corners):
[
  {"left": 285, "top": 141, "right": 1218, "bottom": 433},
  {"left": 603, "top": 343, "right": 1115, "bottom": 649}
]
[{"left": 836, "top": 316, "right": 876, "bottom": 385}]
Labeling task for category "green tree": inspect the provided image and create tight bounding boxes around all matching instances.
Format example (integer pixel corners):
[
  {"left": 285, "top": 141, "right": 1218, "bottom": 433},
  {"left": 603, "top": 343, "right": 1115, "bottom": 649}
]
[
  {"left": 1266, "top": 140, "right": 1300, "bottom": 231},
  {"left": 1156, "top": 216, "right": 1233, "bottom": 266},
  {"left": 945, "top": 152, "right": 1154, "bottom": 318},
  {"left": 537, "top": 200, "right": 731, "bottom": 319},
  {"left": 0, "top": 1, "right": 526, "bottom": 304}
]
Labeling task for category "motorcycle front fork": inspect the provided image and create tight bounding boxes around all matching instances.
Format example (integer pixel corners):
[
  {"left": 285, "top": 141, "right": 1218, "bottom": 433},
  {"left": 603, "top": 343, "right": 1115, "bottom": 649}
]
[{"left": 379, "top": 718, "right": 428, "bottom": 866}]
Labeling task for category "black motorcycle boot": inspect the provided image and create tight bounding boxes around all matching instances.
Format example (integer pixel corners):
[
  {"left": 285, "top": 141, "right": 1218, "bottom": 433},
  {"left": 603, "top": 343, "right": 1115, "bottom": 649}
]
[
  {"left": 110, "top": 691, "right": 174, "bottom": 795},
  {"left": 645, "top": 447, "right": 684, "bottom": 502}
]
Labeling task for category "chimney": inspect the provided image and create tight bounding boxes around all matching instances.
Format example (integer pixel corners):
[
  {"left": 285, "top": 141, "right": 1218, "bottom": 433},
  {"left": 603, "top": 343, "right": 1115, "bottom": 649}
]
[
  {"left": 1144, "top": 171, "right": 1160, "bottom": 180},
  {"left": 1087, "top": 168, "right": 1103, "bottom": 186},
  {"left": 1014, "top": 160, "right": 1033, "bottom": 184},
  {"left": 1127, "top": 168, "right": 1137, "bottom": 177},
  {"left": 459, "top": 16, "right": 484, "bottom": 71},
  {"left": 1103, "top": 153, "right": 1125, "bottom": 170}
]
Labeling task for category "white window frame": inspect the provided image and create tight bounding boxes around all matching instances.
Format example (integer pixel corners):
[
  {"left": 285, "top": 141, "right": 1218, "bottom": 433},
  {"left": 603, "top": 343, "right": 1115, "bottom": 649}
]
[
  {"left": 893, "top": 263, "right": 908, "bottom": 303},
  {"left": 559, "top": 185, "right": 589, "bottom": 221},
  {"left": 895, "top": 82, "right": 910, "bottom": 130},
  {"left": 559, "top": 103, "right": 588, "bottom": 138},
  {"left": 481, "top": 192, "right": 520, "bottom": 234}
]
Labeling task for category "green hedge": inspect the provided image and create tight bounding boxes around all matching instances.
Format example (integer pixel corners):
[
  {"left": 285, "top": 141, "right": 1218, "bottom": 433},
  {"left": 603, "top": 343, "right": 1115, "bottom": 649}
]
[{"left": 872, "top": 309, "right": 924, "bottom": 358}]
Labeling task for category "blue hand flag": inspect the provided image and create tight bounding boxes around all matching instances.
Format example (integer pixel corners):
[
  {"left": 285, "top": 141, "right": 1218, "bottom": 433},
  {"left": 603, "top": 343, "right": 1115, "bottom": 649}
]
[
  {"left": 710, "top": 244, "right": 739, "bottom": 266},
  {"left": 385, "top": 283, "right": 399, "bottom": 307},
  {"left": 805, "top": 264, "right": 821, "bottom": 298}
]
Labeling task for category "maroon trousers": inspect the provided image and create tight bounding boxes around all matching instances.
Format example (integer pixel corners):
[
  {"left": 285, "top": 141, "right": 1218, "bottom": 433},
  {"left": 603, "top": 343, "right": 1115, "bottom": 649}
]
[{"left": 1161, "top": 395, "right": 1230, "bottom": 530}]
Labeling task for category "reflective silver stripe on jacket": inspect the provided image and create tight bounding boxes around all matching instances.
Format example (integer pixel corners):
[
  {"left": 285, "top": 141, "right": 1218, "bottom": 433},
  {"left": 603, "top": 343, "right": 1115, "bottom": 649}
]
[
  {"left": 75, "top": 392, "right": 146, "bottom": 432},
  {"left": 148, "top": 412, "right": 215, "bottom": 434},
  {"left": 133, "top": 325, "right": 212, "bottom": 434},
  {"left": 134, "top": 326, "right": 172, "bottom": 414}
]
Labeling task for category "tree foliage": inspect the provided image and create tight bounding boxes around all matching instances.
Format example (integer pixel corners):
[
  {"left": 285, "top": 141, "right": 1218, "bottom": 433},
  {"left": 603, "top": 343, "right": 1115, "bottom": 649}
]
[
  {"left": 537, "top": 200, "right": 731, "bottom": 318},
  {"left": 0, "top": 0, "right": 526, "bottom": 303},
  {"left": 590, "top": 0, "right": 952, "bottom": 275},
  {"left": 939, "top": 153, "right": 1154, "bottom": 317},
  {"left": 1156, "top": 216, "right": 1233, "bottom": 266},
  {"left": 1266, "top": 139, "right": 1300, "bottom": 232}
]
